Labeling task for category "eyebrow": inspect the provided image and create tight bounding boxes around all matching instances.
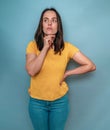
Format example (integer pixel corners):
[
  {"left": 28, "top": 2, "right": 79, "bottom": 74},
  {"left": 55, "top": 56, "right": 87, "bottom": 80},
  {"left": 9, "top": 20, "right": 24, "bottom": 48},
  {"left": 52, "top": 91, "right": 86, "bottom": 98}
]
[{"left": 43, "top": 17, "right": 57, "bottom": 19}]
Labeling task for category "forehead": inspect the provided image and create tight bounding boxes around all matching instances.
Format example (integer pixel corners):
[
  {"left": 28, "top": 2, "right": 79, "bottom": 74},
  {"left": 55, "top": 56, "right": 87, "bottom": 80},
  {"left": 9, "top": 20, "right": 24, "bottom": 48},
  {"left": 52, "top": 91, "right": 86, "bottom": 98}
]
[{"left": 43, "top": 11, "right": 57, "bottom": 18}]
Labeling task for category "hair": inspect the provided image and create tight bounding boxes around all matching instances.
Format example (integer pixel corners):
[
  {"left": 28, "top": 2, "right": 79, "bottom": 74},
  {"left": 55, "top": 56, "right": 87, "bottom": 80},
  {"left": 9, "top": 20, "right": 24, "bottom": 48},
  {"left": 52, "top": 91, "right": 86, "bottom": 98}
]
[{"left": 34, "top": 8, "right": 64, "bottom": 54}]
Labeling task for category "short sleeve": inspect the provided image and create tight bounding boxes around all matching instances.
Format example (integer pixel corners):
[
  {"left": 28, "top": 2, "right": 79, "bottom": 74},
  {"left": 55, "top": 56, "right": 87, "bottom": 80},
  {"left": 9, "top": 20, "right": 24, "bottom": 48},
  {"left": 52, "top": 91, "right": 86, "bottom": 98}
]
[
  {"left": 67, "top": 42, "right": 79, "bottom": 59},
  {"left": 26, "top": 41, "right": 38, "bottom": 54}
]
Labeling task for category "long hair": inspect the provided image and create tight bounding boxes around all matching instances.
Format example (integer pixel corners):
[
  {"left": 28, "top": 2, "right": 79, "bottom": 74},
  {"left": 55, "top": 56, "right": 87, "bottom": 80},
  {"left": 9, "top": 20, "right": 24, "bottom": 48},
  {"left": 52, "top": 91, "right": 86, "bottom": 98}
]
[{"left": 34, "top": 8, "right": 64, "bottom": 54}]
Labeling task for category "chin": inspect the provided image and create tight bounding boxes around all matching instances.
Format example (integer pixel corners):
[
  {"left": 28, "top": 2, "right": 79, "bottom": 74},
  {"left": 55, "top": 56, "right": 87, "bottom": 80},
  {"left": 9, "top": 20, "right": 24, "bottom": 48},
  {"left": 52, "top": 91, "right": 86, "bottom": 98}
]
[
  {"left": 44, "top": 30, "right": 57, "bottom": 34},
  {"left": 45, "top": 32, "right": 55, "bottom": 35}
]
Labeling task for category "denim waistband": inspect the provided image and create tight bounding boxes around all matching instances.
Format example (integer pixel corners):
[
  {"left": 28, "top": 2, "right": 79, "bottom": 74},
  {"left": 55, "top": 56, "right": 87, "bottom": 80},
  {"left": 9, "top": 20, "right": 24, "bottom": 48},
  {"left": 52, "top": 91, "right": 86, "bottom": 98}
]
[{"left": 29, "top": 92, "right": 68, "bottom": 106}]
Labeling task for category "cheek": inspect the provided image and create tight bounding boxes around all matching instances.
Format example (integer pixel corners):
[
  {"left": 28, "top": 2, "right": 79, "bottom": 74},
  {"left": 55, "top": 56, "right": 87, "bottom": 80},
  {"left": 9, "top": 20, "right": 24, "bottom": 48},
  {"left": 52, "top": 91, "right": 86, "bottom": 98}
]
[
  {"left": 43, "top": 23, "right": 46, "bottom": 29},
  {"left": 42, "top": 24, "right": 47, "bottom": 32},
  {"left": 53, "top": 24, "right": 58, "bottom": 31}
]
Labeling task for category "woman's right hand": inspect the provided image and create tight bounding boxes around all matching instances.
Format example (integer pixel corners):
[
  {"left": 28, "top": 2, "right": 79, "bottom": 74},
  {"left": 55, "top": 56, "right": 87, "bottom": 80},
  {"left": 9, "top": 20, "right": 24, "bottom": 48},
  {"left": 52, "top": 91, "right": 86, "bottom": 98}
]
[{"left": 43, "top": 34, "right": 55, "bottom": 49}]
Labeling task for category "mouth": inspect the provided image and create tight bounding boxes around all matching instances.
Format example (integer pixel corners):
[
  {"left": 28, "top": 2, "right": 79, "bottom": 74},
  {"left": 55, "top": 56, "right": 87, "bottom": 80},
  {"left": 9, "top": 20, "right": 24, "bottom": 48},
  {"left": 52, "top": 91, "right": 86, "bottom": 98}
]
[{"left": 47, "top": 27, "right": 52, "bottom": 30}]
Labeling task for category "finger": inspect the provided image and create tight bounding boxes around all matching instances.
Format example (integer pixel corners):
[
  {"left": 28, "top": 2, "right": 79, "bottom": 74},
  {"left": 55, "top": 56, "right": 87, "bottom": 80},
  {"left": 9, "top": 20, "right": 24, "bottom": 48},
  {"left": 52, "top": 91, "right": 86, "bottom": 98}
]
[
  {"left": 44, "top": 36, "right": 52, "bottom": 43},
  {"left": 59, "top": 79, "right": 63, "bottom": 86},
  {"left": 45, "top": 34, "right": 55, "bottom": 40},
  {"left": 59, "top": 82, "right": 62, "bottom": 86},
  {"left": 48, "top": 40, "right": 51, "bottom": 45},
  {"left": 51, "top": 37, "right": 55, "bottom": 42}
]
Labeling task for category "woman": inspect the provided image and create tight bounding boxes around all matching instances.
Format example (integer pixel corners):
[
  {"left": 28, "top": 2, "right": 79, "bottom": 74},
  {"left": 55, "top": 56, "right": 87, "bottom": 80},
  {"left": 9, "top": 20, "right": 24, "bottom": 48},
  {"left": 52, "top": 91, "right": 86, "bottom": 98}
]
[{"left": 25, "top": 8, "right": 96, "bottom": 130}]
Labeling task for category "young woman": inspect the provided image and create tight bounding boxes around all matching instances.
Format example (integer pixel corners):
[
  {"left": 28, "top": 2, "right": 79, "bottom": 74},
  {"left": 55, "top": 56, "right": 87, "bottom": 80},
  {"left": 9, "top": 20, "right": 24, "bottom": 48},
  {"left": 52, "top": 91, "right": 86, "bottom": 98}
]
[{"left": 25, "top": 8, "right": 96, "bottom": 130}]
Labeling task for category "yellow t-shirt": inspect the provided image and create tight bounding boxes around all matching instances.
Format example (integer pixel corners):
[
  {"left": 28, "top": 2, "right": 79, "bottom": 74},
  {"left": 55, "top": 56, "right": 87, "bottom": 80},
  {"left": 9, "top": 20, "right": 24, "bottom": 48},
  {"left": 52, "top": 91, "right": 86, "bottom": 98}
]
[{"left": 26, "top": 41, "right": 79, "bottom": 101}]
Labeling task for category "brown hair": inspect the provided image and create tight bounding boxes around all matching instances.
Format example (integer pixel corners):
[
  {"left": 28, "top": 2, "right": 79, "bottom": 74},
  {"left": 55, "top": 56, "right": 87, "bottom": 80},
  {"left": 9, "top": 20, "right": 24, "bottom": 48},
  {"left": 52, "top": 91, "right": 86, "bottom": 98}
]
[{"left": 34, "top": 8, "right": 64, "bottom": 54}]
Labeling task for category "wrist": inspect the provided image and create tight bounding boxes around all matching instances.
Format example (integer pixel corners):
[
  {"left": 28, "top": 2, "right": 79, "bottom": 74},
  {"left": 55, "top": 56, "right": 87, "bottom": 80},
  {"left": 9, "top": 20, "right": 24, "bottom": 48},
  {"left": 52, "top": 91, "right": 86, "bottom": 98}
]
[
  {"left": 43, "top": 45, "right": 49, "bottom": 51},
  {"left": 64, "top": 71, "right": 69, "bottom": 78}
]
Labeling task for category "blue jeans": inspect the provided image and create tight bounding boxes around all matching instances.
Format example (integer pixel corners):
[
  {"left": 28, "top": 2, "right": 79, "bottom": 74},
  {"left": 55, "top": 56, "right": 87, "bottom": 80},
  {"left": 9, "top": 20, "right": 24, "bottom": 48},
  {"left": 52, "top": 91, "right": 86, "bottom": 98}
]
[{"left": 29, "top": 93, "right": 69, "bottom": 130}]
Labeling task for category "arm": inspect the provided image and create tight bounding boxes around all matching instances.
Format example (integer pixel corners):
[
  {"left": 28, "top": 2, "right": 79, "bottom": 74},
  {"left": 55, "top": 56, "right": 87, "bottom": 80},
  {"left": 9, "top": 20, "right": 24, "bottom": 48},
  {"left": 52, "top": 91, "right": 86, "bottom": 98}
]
[
  {"left": 60, "top": 51, "right": 96, "bottom": 84},
  {"left": 25, "top": 35, "right": 55, "bottom": 77},
  {"left": 66, "top": 51, "right": 96, "bottom": 75},
  {"left": 25, "top": 47, "right": 48, "bottom": 76}
]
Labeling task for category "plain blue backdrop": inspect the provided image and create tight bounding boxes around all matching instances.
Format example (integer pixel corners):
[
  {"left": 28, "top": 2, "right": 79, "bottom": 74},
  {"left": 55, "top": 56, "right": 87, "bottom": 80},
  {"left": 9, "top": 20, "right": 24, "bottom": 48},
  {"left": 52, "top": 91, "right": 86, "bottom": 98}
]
[{"left": 0, "top": 0, "right": 110, "bottom": 130}]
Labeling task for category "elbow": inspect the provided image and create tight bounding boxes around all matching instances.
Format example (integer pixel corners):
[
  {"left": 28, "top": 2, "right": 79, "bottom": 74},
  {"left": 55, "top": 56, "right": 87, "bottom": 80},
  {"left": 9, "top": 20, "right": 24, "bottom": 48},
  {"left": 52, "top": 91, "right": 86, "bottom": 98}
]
[
  {"left": 92, "top": 64, "right": 96, "bottom": 71},
  {"left": 28, "top": 71, "right": 36, "bottom": 77},
  {"left": 25, "top": 66, "right": 37, "bottom": 77},
  {"left": 89, "top": 63, "right": 96, "bottom": 72}
]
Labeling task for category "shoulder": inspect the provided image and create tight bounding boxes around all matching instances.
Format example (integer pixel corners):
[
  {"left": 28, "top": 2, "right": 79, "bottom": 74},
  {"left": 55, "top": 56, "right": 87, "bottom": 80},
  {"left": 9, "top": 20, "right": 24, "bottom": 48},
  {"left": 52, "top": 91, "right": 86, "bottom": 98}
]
[
  {"left": 27, "top": 40, "right": 37, "bottom": 48},
  {"left": 26, "top": 40, "right": 38, "bottom": 50},
  {"left": 64, "top": 42, "right": 79, "bottom": 50},
  {"left": 26, "top": 40, "right": 38, "bottom": 54},
  {"left": 64, "top": 42, "right": 80, "bottom": 58}
]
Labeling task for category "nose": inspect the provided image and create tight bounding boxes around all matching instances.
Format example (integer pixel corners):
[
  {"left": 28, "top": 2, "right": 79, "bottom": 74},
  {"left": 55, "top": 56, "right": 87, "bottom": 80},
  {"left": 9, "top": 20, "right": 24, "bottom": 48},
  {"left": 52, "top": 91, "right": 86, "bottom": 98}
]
[{"left": 48, "top": 20, "right": 52, "bottom": 25}]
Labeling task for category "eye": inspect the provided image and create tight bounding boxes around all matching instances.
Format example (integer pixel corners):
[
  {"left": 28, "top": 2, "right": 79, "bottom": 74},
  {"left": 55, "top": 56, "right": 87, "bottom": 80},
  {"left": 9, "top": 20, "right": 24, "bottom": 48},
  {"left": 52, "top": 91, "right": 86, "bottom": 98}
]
[
  {"left": 43, "top": 19, "right": 48, "bottom": 23},
  {"left": 52, "top": 19, "right": 57, "bottom": 23}
]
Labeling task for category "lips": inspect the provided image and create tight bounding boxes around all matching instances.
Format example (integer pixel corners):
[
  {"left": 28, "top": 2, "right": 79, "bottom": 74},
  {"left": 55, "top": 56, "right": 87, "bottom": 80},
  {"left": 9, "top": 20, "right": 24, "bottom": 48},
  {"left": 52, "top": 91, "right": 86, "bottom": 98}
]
[{"left": 47, "top": 27, "right": 52, "bottom": 30}]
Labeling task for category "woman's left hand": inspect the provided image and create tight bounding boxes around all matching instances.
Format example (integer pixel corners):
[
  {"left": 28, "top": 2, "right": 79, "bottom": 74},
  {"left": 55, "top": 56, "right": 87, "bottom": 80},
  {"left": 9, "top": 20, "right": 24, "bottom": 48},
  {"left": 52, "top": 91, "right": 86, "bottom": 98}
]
[{"left": 60, "top": 71, "right": 68, "bottom": 85}]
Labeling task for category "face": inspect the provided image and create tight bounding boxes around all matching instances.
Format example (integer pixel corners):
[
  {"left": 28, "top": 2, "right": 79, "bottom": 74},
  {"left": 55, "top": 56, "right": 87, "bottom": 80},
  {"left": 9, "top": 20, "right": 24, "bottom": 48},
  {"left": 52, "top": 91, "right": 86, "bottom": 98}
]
[{"left": 42, "top": 11, "right": 58, "bottom": 35}]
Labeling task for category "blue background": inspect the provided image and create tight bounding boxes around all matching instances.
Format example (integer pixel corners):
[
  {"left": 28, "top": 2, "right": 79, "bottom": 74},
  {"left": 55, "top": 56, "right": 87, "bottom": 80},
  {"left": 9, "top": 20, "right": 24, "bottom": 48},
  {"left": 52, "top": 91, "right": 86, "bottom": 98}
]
[{"left": 0, "top": 0, "right": 110, "bottom": 130}]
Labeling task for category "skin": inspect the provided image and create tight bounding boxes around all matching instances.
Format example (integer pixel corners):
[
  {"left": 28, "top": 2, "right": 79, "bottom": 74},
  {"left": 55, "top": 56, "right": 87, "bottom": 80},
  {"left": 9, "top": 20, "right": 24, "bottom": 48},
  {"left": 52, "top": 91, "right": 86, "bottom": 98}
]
[
  {"left": 43, "top": 10, "right": 58, "bottom": 35},
  {"left": 26, "top": 10, "right": 96, "bottom": 85},
  {"left": 43, "top": 11, "right": 57, "bottom": 48}
]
